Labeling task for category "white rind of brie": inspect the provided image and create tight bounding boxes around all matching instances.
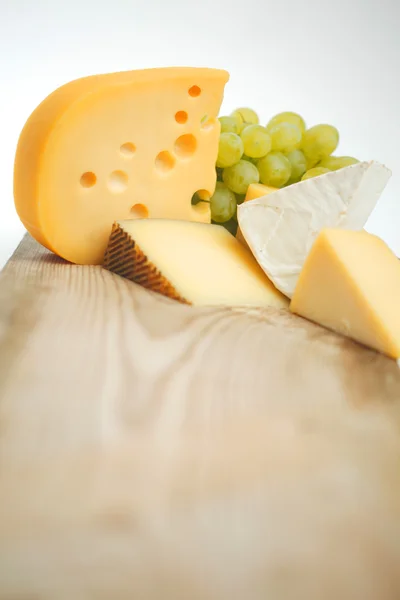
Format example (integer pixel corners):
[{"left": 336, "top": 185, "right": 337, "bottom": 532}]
[{"left": 237, "top": 161, "right": 391, "bottom": 298}]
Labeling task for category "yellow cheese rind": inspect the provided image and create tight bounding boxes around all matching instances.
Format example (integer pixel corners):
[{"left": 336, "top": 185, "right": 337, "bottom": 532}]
[
  {"left": 14, "top": 67, "right": 229, "bottom": 265},
  {"left": 104, "top": 219, "right": 289, "bottom": 309},
  {"left": 290, "top": 228, "right": 400, "bottom": 359}
]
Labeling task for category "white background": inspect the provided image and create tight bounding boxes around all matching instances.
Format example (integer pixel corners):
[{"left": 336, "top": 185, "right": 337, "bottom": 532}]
[{"left": 0, "top": 0, "right": 398, "bottom": 268}]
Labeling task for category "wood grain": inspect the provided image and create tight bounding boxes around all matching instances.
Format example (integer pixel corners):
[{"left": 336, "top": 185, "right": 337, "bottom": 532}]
[{"left": 1, "top": 233, "right": 400, "bottom": 600}]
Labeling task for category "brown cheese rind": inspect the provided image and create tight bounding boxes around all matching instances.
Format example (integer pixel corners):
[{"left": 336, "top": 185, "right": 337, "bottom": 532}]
[{"left": 103, "top": 223, "right": 190, "bottom": 305}]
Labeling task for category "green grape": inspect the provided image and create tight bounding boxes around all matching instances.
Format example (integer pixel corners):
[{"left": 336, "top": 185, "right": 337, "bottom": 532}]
[
  {"left": 216, "top": 133, "right": 244, "bottom": 168},
  {"left": 318, "top": 156, "right": 359, "bottom": 170},
  {"left": 218, "top": 116, "right": 242, "bottom": 135},
  {"left": 301, "top": 167, "right": 331, "bottom": 181},
  {"left": 241, "top": 154, "right": 258, "bottom": 164},
  {"left": 302, "top": 124, "right": 339, "bottom": 164},
  {"left": 266, "top": 111, "right": 306, "bottom": 134},
  {"left": 230, "top": 113, "right": 246, "bottom": 134},
  {"left": 285, "top": 149, "right": 307, "bottom": 183},
  {"left": 269, "top": 122, "right": 302, "bottom": 153},
  {"left": 240, "top": 125, "right": 272, "bottom": 158},
  {"left": 306, "top": 155, "right": 319, "bottom": 170},
  {"left": 231, "top": 107, "right": 259, "bottom": 125},
  {"left": 257, "top": 152, "right": 291, "bottom": 188},
  {"left": 223, "top": 160, "right": 260, "bottom": 195},
  {"left": 210, "top": 182, "right": 237, "bottom": 223}
]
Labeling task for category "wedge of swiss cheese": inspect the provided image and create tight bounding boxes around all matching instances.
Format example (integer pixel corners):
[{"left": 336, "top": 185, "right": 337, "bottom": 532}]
[
  {"left": 14, "top": 67, "right": 229, "bottom": 264},
  {"left": 104, "top": 219, "right": 289, "bottom": 308},
  {"left": 290, "top": 228, "right": 400, "bottom": 359}
]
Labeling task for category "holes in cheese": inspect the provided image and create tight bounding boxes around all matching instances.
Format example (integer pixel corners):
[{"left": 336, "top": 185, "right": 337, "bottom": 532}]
[
  {"left": 155, "top": 151, "right": 176, "bottom": 172},
  {"left": 108, "top": 170, "right": 128, "bottom": 193},
  {"left": 14, "top": 67, "right": 229, "bottom": 264},
  {"left": 120, "top": 142, "right": 136, "bottom": 157},
  {"left": 174, "top": 134, "right": 197, "bottom": 158},
  {"left": 80, "top": 172, "right": 97, "bottom": 188},
  {"left": 103, "top": 219, "right": 289, "bottom": 308},
  {"left": 201, "top": 117, "right": 217, "bottom": 131},
  {"left": 196, "top": 189, "right": 212, "bottom": 201},
  {"left": 175, "top": 111, "right": 188, "bottom": 124},
  {"left": 130, "top": 204, "right": 149, "bottom": 219},
  {"left": 188, "top": 85, "right": 201, "bottom": 97}
]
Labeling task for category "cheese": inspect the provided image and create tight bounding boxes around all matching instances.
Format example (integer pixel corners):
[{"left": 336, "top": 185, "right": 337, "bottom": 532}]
[
  {"left": 236, "top": 183, "right": 278, "bottom": 246},
  {"left": 104, "top": 219, "right": 289, "bottom": 308},
  {"left": 244, "top": 183, "right": 278, "bottom": 202},
  {"left": 14, "top": 67, "right": 229, "bottom": 265},
  {"left": 237, "top": 161, "right": 391, "bottom": 298},
  {"left": 290, "top": 228, "right": 400, "bottom": 359}
]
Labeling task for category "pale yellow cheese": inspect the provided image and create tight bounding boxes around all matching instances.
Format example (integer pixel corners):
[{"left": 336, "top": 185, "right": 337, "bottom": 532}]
[
  {"left": 290, "top": 228, "right": 400, "bottom": 359},
  {"left": 104, "top": 219, "right": 289, "bottom": 308},
  {"left": 244, "top": 183, "right": 278, "bottom": 202},
  {"left": 14, "top": 67, "right": 229, "bottom": 265}
]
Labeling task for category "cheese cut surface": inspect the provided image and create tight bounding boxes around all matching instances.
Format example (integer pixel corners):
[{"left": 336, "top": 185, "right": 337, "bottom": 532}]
[
  {"left": 14, "top": 67, "right": 229, "bottom": 265},
  {"left": 238, "top": 161, "right": 391, "bottom": 298},
  {"left": 244, "top": 183, "right": 278, "bottom": 202},
  {"left": 104, "top": 219, "right": 289, "bottom": 308},
  {"left": 290, "top": 228, "right": 400, "bottom": 359}
]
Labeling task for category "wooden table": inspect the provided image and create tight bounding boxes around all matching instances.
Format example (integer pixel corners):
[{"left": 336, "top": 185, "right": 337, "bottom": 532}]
[{"left": 1, "top": 234, "right": 400, "bottom": 599}]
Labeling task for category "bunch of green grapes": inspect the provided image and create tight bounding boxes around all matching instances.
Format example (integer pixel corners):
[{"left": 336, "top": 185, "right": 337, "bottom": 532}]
[{"left": 194, "top": 107, "right": 359, "bottom": 232}]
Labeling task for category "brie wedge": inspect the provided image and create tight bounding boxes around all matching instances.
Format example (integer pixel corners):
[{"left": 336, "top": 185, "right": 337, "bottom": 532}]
[{"left": 237, "top": 161, "right": 391, "bottom": 298}]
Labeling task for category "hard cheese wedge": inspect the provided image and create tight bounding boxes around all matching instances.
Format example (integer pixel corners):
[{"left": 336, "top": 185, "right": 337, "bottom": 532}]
[
  {"left": 104, "top": 219, "right": 289, "bottom": 308},
  {"left": 238, "top": 161, "right": 391, "bottom": 298},
  {"left": 14, "top": 67, "right": 229, "bottom": 265},
  {"left": 244, "top": 183, "right": 278, "bottom": 202},
  {"left": 290, "top": 228, "right": 400, "bottom": 359}
]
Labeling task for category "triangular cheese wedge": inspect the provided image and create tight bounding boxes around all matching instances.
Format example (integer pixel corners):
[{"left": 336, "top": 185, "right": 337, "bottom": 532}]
[
  {"left": 290, "top": 228, "right": 400, "bottom": 359},
  {"left": 104, "top": 219, "right": 289, "bottom": 308},
  {"left": 238, "top": 161, "right": 391, "bottom": 298}
]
